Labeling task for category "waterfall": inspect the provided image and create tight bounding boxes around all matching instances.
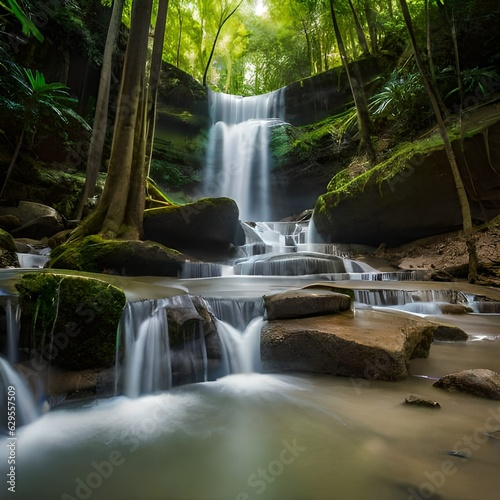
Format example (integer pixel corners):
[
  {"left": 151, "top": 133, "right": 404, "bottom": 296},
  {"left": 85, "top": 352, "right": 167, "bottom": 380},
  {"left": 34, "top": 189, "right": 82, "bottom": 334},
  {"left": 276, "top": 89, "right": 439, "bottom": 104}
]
[
  {"left": 0, "top": 356, "right": 39, "bottom": 429},
  {"left": 117, "top": 299, "right": 172, "bottom": 398},
  {"left": 354, "top": 289, "right": 467, "bottom": 307},
  {"left": 203, "top": 89, "right": 286, "bottom": 222},
  {"left": 216, "top": 317, "right": 263, "bottom": 374},
  {"left": 1, "top": 295, "right": 21, "bottom": 364},
  {"left": 204, "top": 297, "right": 265, "bottom": 330}
]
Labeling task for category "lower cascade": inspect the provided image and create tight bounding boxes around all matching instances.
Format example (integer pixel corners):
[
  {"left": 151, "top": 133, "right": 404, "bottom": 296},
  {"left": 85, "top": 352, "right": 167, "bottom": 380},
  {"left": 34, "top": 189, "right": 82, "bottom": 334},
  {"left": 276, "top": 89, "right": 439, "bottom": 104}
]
[
  {"left": 0, "top": 356, "right": 39, "bottom": 431},
  {"left": 2, "top": 206, "right": 500, "bottom": 500}
]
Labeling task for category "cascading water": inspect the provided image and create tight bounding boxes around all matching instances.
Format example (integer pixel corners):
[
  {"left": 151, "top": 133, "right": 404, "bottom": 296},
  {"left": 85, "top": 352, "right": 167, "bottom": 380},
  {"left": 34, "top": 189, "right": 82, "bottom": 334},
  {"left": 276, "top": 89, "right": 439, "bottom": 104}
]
[
  {"left": 216, "top": 317, "right": 263, "bottom": 374},
  {"left": 203, "top": 88, "right": 286, "bottom": 222},
  {"left": 204, "top": 297, "right": 265, "bottom": 331},
  {"left": 117, "top": 299, "right": 172, "bottom": 398},
  {"left": 0, "top": 356, "right": 39, "bottom": 430},
  {"left": 1, "top": 293, "right": 21, "bottom": 364}
]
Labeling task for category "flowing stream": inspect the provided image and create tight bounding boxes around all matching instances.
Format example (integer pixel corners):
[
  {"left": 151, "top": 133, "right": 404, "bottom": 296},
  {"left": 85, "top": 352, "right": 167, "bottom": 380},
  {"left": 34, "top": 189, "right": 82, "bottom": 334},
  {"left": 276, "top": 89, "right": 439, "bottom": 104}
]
[{"left": 1, "top": 88, "right": 500, "bottom": 498}]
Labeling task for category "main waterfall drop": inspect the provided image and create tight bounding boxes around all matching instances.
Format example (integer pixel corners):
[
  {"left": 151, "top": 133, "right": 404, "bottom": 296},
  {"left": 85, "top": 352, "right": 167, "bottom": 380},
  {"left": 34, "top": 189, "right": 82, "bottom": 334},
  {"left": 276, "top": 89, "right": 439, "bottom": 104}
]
[{"left": 203, "top": 88, "right": 286, "bottom": 222}]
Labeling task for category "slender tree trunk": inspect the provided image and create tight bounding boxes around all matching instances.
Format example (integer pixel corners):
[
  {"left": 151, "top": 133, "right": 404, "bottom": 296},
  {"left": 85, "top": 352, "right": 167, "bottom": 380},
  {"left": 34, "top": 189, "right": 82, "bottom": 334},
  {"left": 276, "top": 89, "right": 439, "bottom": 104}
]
[
  {"left": 424, "top": 0, "right": 434, "bottom": 80},
  {"left": 125, "top": 78, "right": 149, "bottom": 237},
  {"left": 363, "top": 0, "right": 378, "bottom": 54},
  {"left": 76, "top": 0, "right": 124, "bottom": 220},
  {"left": 202, "top": 0, "right": 242, "bottom": 87},
  {"left": 398, "top": 0, "right": 477, "bottom": 282},
  {"left": 70, "top": 0, "right": 153, "bottom": 241},
  {"left": 347, "top": 0, "right": 370, "bottom": 56},
  {"left": 301, "top": 18, "right": 314, "bottom": 74},
  {"left": 329, "top": 0, "right": 375, "bottom": 162},
  {"left": 0, "top": 129, "right": 25, "bottom": 200},
  {"left": 145, "top": 0, "right": 169, "bottom": 179},
  {"left": 176, "top": 8, "right": 183, "bottom": 68}
]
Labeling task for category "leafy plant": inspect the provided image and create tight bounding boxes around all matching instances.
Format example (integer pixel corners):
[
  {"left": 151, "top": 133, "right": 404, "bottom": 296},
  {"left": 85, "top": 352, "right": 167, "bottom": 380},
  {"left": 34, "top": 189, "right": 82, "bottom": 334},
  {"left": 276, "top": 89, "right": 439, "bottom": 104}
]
[
  {"left": 445, "top": 66, "right": 500, "bottom": 99},
  {"left": 0, "top": 65, "right": 90, "bottom": 198},
  {"left": 0, "top": 0, "right": 43, "bottom": 41},
  {"left": 369, "top": 70, "right": 431, "bottom": 135}
]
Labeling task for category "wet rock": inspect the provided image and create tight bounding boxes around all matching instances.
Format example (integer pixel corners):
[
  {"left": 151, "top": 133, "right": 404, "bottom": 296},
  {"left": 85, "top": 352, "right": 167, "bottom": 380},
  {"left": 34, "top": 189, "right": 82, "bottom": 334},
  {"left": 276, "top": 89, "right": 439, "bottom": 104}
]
[
  {"left": 433, "top": 369, "right": 500, "bottom": 400},
  {"left": 166, "top": 294, "right": 217, "bottom": 345},
  {"left": 404, "top": 394, "right": 441, "bottom": 408},
  {"left": 143, "top": 197, "right": 242, "bottom": 260},
  {"left": 11, "top": 215, "right": 65, "bottom": 239},
  {"left": 439, "top": 303, "right": 473, "bottom": 314},
  {"left": 432, "top": 325, "right": 468, "bottom": 341},
  {"left": 0, "top": 228, "right": 17, "bottom": 252},
  {"left": 264, "top": 288, "right": 352, "bottom": 320},
  {"left": 1, "top": 202, "right": 65, "bottom": 239},
  {"left": 0, "top": 214, "right": 21, "bottom": 231},
  {"left": 261, "top": 309, "right": 434, "bottom": 381},
  {"left": 0, "top": 229, "right": 19, "bottom": 267}
]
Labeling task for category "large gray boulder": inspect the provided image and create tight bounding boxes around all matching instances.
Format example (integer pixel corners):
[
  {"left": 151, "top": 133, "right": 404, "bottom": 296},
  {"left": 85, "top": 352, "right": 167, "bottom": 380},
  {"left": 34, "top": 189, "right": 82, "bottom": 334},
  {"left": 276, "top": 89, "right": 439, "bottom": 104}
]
[
  {"left": 433, "top": 369, "right": 500, "bottom": 399},
  {"left": 261, "top": 309, "right": 435, "bottom": 381},
  {"left": 264, "top": 288, "right": 352, "bottom": 320}
]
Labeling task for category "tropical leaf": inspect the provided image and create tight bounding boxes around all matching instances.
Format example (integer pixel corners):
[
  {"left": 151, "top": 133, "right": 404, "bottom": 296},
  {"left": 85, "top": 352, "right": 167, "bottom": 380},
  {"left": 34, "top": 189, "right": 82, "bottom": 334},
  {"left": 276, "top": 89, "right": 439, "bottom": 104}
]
[{"left": 0, "top": 0, "right": 44, "bottom": 41}]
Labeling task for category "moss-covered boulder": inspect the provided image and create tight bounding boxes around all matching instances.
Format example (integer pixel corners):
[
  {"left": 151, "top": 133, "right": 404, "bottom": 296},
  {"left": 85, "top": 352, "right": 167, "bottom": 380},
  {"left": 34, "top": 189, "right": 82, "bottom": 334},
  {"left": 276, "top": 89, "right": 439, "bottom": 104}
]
[
  {"left": 47, "top": 235, "right": 189, "bottom": 276},
  {"left": 16, "top": 273, "right": 126, "bottom": 371},
  {"left": 143, "top": 197, "right": 245, "bottom": 260},
  {"left": 313, "top": 114, "right": 500, "bottom": 247}
]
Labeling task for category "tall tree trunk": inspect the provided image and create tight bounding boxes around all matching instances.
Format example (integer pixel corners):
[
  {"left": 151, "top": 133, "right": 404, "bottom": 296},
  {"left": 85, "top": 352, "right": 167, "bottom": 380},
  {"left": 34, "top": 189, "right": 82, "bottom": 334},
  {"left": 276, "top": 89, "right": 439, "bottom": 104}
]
[
  {"left": 347, "top": 0, "right": 370, "bottom": 56},
  {"left": 301, "top": 18, "right": 314, "bottom": 74},
  {"left": 363, "top": 0, "right": 378, "bottom": 54},
  {"left": 126, "top": 79, "right": 149, "bottom": 237},
  {"left": 398, "top": 0, "right": 477, "bottom": 282},
  {"left": 329, "top": 0, "right": 375, "bottom": 162},
  {"left": 145, "top": 0, "right": 169, "bottom": 179},
  {"left": 70, "top": 0, "right": 153, "bottom": 241},
  {"left": 176, "top": 8, "right": 183, "bottom": 68},
  {"left": 424, "top": 0, "right": 435, "bottom": 81},
  {"left": 76, "top": 0, "right": 124, "bottom": 220}
]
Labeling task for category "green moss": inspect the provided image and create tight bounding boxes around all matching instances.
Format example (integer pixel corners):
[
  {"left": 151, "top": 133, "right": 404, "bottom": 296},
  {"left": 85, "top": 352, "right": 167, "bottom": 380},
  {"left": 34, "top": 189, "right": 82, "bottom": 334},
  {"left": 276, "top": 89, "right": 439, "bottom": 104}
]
[
  {"left": 49, "top": 235, "right": 116, "bottom": 272},
  {"left": 16, "top": 273, "right": 126, "bottom": 371},
  {"left": 0, "top": 229, "right": 17, "bottom": 252},
  {"left": 48, "top": 235, "right": 185, "bottom": 275},
  {"left": 323, "top": 128, "right": 464, "bottom": 206},
  {"left": 323, "top": 111, "right": 500, "bottom": 205}
]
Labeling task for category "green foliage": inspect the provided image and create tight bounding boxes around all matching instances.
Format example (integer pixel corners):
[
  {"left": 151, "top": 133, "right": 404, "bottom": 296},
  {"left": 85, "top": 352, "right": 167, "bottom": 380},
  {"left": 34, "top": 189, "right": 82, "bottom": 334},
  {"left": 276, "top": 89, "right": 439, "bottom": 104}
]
[
  {"left": 369, "top": 69, "right": 431, "bottom": 136},
  {"left": 1, "top": 64, "right": 90, "bottom": 139},
  {"left": 269, "top": 124, "right": 294, "bottom": 166},
  {"left": 150, "top": 158, "right": 200, "bottom": 188},
  {"left": 0, "top": 0, "right": 43, "bottom": 41},
  {"left": 323, "top": 123, "right": 479, "bottom": 202},
  {"left": 444, "top": 66, "right": 500, "bottom": 99}
]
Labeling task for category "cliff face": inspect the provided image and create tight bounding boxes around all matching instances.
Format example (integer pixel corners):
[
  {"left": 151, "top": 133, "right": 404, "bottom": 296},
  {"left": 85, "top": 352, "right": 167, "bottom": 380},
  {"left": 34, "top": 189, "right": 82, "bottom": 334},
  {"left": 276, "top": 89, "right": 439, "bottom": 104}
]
[
  {"left": 313, "top": 108, "right": 500, "bottom": 247},
  {"left": 283, "top": 57, "right": 382, "bottom": 126}
]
